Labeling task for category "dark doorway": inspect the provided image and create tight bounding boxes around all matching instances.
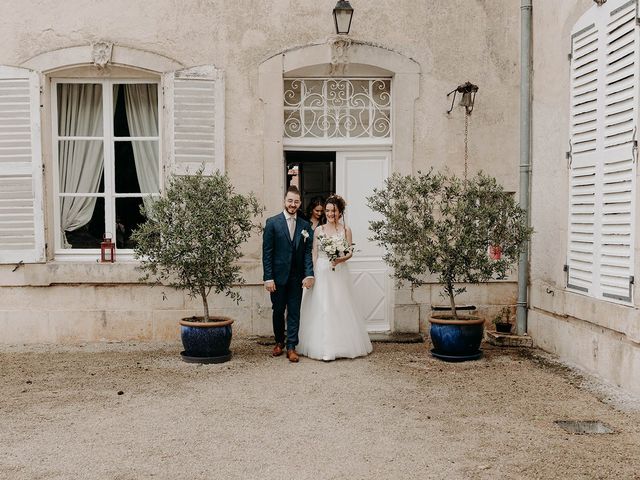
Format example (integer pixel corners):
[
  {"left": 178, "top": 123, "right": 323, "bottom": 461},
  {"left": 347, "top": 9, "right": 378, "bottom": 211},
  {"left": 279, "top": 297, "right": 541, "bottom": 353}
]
[{"left": 285, "top": 151, "right": 335, "bottom": 220}]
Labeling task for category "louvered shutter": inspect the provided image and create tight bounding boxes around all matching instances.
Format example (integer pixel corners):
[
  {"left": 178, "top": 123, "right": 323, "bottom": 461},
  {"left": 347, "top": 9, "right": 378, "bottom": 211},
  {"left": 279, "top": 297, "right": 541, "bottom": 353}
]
[
  {"left": 567, "top": 0, "right": 638, "bottom": 302},
  {"left": 599, "top": 1, "right": 638, "bottom": 301},
  {"left": 568, "top": 17, "right": 599, "bottom": 293},
  {"left": 163, "top": 65, "right": 225, "bottom": 175},
  {"left": 0, "top": 66, "right": 45, "bottom": 264}
]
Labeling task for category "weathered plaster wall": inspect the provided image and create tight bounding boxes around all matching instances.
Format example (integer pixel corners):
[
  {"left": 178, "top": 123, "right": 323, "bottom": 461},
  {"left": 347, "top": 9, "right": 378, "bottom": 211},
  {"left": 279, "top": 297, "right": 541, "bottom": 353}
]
[
  {"left": 0, "top": 0, "right": 522, "bottom": 342},
  {"left": 529, "top": 0, "right": 640, "bottom": 394}
]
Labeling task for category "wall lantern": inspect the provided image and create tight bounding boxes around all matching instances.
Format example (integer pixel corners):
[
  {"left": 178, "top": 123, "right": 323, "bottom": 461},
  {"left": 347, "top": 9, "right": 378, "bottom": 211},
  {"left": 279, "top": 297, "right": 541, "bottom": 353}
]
[
  {"left": 100, "top": 233, "right": 116, "bottom": 263},
  {"left": 333, "top": 0, "right": 354, "bottom": 35},
  {"left": 447, "top": 81, "right": 479, "bottom": 115}
]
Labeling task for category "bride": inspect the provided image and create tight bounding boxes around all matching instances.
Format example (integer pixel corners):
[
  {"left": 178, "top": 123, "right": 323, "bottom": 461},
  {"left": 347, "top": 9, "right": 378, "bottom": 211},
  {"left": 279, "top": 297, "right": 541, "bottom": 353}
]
[{"left": 297, "top": 194, "right": 373, "bottom": 361}]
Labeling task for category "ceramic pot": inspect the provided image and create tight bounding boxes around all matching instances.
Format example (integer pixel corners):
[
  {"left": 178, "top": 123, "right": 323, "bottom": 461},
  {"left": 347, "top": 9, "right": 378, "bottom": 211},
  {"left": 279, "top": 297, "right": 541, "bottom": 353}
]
[
  {"left": 429, "top": 314, "right": 484, "bottom": 361},
  {"left": 495, "top": 322, "right": 513, "bottom": 334},
  {"left": 179, "top": 316, "right": 234, "bottom": 364}
]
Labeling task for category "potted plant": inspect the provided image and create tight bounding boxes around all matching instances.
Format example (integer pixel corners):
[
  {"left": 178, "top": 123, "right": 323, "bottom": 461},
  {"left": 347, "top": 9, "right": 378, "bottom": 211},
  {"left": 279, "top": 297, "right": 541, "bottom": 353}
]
[
  {"left": 492, "top": 306, "right": 514, "bottom": 334},
  {"left": 367, "top": 169, "right": 532, "bottom": 361},
  {"left": 132, "top": 169, "right": 262, "bottom": 364}
]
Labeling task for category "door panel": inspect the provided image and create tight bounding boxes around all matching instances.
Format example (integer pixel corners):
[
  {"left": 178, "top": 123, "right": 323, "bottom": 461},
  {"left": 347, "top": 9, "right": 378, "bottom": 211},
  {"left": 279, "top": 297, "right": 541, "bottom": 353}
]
[{"left": 336, "top": 151, "right": 391, "bottom": 332}]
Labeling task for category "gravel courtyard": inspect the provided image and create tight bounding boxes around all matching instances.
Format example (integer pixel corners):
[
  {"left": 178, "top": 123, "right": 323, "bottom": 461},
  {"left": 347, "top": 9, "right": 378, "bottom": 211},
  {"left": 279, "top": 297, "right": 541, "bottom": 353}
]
[{"left": 1, "top": 338, "right": 639, "bottom": 480}]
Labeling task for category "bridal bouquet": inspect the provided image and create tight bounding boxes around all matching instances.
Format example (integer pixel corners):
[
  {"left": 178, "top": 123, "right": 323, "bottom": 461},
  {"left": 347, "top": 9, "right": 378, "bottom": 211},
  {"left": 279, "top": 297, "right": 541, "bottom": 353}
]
[{"left": 318, "top": 234, "right": 354, "bottom": 270}]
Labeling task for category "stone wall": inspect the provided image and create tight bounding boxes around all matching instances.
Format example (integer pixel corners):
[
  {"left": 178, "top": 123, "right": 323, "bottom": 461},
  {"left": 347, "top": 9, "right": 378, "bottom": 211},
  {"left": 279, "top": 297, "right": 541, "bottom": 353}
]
[
  {"left": 0, "top": 0, "right": 522, "bottom": 342},
  {"left": 529, "top": 0, "right": 640, "bottom": 394}
]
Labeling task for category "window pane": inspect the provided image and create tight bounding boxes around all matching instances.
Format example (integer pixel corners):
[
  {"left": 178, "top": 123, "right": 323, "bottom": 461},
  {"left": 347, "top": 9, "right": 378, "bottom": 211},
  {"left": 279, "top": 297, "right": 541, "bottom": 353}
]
[
  {"left": 57, "top": 83, "right": 103, "bottom": 136},
  {"left": 113, "top": 84, "right": 158, "bottom": 137},
  {"left": 58, "top": 140, "right": 104, "bottom": 193},
  {"left": 60, "top": 197, "right": 104, "bottom": 249},
  {"left": 114, "top": 141, "right": 159, "bottom": 193},
  {"left": 116, "top": 197, "right": 147, "bottom": 248}
]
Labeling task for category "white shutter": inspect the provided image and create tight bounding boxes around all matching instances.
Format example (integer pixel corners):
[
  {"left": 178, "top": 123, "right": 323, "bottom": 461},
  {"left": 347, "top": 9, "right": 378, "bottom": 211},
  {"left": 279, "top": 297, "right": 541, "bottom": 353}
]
[
  {"left": 599, "top": 0, "right": 638, "bottom": 301},
  {"left": 163, "top": 65, "right": 224, "bottom": 175},
  {"left": 0, "top": 66, "right": 45, "bottom": 264},
  {"left": 568, "top": 16, "right": 599, "bottom": 293},
  {"left": 567, "top": 0, "right": 638, "bottom": 302}
]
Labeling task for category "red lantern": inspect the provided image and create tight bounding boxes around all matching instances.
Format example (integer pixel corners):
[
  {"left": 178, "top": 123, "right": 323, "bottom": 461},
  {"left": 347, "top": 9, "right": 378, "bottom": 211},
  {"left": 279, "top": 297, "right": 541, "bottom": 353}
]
[{"left": 100, "top": 233, "right": 115, "bottom": 263}]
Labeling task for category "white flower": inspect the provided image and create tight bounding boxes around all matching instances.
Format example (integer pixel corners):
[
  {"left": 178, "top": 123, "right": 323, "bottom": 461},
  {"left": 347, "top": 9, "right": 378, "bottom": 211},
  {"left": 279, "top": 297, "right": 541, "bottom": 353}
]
[{"left": 301, "top": 229, "right": 309, "bottom": 241}]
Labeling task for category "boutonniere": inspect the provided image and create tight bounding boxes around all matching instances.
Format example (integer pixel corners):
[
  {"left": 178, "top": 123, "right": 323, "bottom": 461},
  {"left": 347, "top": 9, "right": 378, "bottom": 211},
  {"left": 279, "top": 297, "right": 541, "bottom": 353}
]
[{"left": 301, "top": 229, "right": 309, "bottom": 242}]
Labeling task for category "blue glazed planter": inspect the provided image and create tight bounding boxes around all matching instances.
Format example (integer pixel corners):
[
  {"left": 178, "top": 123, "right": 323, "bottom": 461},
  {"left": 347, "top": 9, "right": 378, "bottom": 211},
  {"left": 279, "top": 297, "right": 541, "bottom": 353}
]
[
  {"left": 179, "top": 317, "right": 234, "bottom": 363},
  {"left": 429, "top": 315, "right": 484, "bottom": 361}
]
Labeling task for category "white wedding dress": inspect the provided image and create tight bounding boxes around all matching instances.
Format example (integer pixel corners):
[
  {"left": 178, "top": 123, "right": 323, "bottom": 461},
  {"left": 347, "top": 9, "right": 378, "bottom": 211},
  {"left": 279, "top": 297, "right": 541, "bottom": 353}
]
[{"left": 297, "top": 230, "right": 373, "bottom": 361}]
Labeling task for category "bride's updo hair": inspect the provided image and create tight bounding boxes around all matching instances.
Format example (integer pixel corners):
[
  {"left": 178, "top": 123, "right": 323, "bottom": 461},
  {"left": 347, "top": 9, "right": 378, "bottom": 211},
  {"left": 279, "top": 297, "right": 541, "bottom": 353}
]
[{"left": 325, "top": 194, "right": 346, "bottom": 214}]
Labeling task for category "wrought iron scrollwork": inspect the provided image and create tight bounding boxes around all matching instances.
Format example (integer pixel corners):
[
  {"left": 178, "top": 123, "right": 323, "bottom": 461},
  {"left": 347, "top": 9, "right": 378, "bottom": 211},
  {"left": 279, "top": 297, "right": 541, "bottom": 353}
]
[{"left": 284, "top": 78, "right": 391, "bottom": 139}]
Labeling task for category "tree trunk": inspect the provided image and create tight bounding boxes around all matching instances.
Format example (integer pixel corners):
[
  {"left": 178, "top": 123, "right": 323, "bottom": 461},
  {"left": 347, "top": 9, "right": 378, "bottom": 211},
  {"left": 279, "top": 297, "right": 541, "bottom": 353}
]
[
  {"left": 446, "top": 283, "right": 458, "bottom": 319},
  {"left": 200, "top": 285, "right": 210, "bottom": 322}
]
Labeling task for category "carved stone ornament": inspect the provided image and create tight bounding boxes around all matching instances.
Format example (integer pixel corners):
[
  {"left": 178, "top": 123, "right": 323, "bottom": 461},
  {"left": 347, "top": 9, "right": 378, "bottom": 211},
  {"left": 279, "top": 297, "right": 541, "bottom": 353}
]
[
  {"left": 593, "top": 0, "right": 607, "bottom": 5},
  {"left": 91, "top": 42, "right": 113, "bottom": 69},
  {"left": 329, "top": 36, "right": 352, "bottom": 76}
]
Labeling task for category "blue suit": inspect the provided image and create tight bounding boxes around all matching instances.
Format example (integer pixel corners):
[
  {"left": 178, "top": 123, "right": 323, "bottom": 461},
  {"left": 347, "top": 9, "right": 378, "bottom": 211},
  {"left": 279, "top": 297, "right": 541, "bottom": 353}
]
[{"left": 262, "top": 212, "right": 314, "bottom": 349}]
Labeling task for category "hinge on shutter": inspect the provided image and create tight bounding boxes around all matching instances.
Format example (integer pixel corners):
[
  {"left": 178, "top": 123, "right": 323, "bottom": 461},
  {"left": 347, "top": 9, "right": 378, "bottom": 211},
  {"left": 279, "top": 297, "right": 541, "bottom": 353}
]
[
  {"left": 632, "top": 127, "right": 638, "bottom": 164},
  {"left": 568, "top": 34, "right": 575, "bottom": 62},
  {"left": 565, "top": 264, "right": 589, "bottom": 293},
  {"left": 567, "top": 142, "right": 573, "bottom": 168}
]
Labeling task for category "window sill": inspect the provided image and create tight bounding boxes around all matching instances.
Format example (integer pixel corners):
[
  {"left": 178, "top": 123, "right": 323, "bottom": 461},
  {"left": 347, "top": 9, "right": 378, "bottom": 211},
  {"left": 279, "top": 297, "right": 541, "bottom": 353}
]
[
  {"left": 0, "top": 260, "right": 145, "bottom": 286},
  {"left": 53, "top": 249, "right": 138, "bottom": 263},
  {"left": 1, "top": 257, "right": 264, "bottom": 287}
]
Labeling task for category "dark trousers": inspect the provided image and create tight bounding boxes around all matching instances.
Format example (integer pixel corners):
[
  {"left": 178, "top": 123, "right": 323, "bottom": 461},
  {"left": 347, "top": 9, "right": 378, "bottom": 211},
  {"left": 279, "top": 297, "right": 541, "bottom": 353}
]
[{"left": 271, "top": 275, "right": 303, "bottom": 349}]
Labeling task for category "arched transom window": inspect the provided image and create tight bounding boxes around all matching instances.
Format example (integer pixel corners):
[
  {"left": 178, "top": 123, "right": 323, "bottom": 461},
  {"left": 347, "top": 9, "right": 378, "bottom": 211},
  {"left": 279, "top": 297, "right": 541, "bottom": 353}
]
[{"left": 283, "top": 78, "right": 391, "bottom": 140}]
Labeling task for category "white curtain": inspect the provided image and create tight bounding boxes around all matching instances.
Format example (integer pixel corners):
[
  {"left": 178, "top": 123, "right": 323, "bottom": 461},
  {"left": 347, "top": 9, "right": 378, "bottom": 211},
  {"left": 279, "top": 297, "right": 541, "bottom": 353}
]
[
  {"left": 124, "top": 84, "right": 159, "bottom": 214},
  {"left": 58, "top": 84, "right": 104, "bottom": 246}
]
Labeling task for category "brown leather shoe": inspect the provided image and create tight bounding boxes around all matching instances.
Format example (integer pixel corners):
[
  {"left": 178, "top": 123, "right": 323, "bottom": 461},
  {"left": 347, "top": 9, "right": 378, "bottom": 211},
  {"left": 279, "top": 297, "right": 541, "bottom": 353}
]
[
  {"left": 286, "top": 349, "right": 299, "bottom": 363},
  {"left": 272, "top": 343, "right": 284, "bottom": 357}
]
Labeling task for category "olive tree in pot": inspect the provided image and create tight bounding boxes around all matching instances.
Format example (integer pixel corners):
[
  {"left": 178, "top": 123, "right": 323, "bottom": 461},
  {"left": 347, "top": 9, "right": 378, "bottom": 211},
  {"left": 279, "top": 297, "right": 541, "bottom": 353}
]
[
  {"left": 367, "top": 169, "right": 532, "bottom": 361},
  {"left": 132, "top": 170, "right": 262, "bottom": 364}
]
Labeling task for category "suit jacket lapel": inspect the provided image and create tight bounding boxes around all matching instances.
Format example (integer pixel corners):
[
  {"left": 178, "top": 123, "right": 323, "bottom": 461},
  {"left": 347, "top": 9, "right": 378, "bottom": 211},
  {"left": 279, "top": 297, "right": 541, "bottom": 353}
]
[
  {"left": 279, "top": 213, "right": 293, "bottom": 245},
  {"left": 293, "top": 219, "right": 303, "bottom": 249}
]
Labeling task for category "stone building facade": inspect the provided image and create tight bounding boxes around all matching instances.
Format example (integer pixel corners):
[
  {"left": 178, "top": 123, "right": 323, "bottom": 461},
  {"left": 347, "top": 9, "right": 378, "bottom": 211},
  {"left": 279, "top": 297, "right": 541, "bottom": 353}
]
[
  {"left": 0, "top": 1, "right": 520, "bottom": 342},
  {"left": 1, "top": 0, "right": 638, "bottom": 394}
]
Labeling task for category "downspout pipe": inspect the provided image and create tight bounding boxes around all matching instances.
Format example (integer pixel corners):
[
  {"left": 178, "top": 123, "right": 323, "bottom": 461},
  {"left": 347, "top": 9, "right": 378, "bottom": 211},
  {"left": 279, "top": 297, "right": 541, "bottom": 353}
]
[{"left": 517, "top": 0, "right": 532, "bottom": 336}]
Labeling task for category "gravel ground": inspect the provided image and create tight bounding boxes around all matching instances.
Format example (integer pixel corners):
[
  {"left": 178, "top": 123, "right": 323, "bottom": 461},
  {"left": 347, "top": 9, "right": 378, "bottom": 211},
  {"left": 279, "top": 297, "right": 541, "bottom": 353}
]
[{"left": 1, "top": 338, "right": 639, "bottom": 480}]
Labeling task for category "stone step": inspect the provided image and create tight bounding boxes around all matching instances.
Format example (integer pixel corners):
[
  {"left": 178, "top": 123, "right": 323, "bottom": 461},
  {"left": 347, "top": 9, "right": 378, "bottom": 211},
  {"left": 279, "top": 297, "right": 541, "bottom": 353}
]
[{"left": 485, "top": 330, "right": 534, "bottom": 348}]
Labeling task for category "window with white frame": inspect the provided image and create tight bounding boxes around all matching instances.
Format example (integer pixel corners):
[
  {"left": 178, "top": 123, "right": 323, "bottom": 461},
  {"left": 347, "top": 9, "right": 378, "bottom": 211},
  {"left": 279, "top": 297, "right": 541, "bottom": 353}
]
[
  {"left": 0, "top": 60, "right": 223, "bottom": 265},
  {"left": 52, "top": 80, "right": 160, "bottom": 252},
  {"left": 566, "top": 0, "right": 638, "bottom": 303}
]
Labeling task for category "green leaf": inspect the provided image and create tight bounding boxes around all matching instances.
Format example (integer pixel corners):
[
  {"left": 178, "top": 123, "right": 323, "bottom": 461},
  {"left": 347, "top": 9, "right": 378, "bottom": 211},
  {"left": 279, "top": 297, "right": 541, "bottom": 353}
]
[
  {"left": 131, "top": 169, "right": 264, "bottom": 321},
  {"left": 367, "top": 170, "right": 533, "bottom": 313}
]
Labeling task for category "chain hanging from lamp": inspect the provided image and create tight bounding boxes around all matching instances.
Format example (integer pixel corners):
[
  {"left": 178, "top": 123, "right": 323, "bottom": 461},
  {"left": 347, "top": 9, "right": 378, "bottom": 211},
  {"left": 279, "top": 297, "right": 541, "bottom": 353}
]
[{"left": 447, "top": 81, "right": 479, "bottom": 183}]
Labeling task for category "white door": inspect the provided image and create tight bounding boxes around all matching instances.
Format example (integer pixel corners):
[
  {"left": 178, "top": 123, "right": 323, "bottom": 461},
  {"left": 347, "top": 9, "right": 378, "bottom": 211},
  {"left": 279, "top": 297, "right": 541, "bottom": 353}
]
[{"left": 336, "top": 151, "right": 391, "bottom": 332}]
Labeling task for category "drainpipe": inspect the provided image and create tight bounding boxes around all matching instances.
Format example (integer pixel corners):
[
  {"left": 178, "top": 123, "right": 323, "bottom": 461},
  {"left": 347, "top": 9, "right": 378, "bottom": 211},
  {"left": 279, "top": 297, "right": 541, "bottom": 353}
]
[{"left": 517, "top": 0, "right": 532, "bottom": 336}]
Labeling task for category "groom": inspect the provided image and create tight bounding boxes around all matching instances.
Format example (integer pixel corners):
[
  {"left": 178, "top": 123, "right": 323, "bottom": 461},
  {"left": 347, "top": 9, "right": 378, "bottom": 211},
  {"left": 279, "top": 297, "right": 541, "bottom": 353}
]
[{"left": 262, "top": 186, "right": 314, "bottom": 363}]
